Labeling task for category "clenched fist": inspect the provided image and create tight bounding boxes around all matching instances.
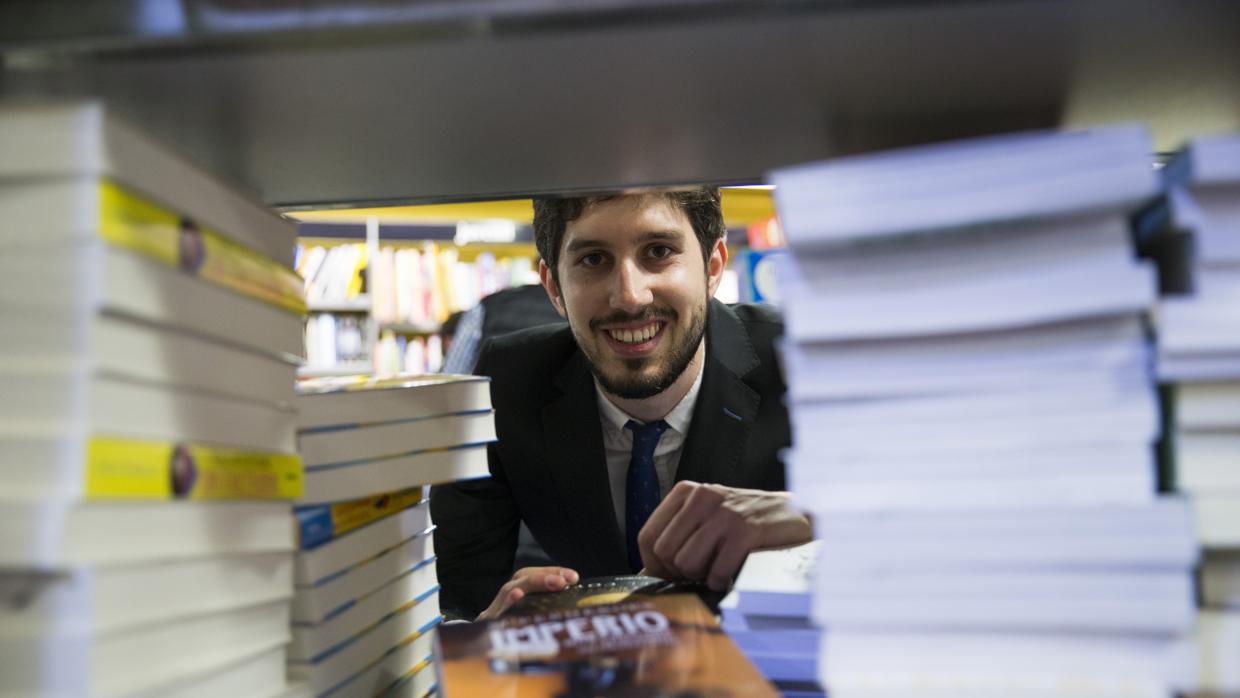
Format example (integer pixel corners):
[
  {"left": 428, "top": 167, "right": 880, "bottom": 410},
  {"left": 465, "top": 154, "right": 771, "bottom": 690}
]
[{"left": 637, "top": 481, "right": 812, "bottom": 591}]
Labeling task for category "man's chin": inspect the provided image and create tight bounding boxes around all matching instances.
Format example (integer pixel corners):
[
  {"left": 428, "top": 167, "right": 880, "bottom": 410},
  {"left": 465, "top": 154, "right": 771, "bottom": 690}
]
[{"left": 595, "top": 365, "right": 667, "bottom": 400}]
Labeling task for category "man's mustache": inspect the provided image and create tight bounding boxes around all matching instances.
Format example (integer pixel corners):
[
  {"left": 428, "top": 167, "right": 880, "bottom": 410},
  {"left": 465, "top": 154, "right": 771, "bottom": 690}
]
[{"left": 589, "top": 307, "right": 677, "bottom": 331}]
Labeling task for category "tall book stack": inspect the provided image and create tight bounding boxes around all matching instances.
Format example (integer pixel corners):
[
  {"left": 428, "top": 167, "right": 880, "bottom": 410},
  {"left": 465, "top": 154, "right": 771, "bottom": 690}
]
[
  {"left": 1141, "top": 134, "right": 1240, "bottom": 697},
  {"left": 291, "top": 374, "right": 495, "bottom": 697},
  {"left": 721, "top": 543, "right": 822, "bottom": 697},
  {"left": 0, "top": 102, "right": 309, "bottom": 696},
  {"left": 770, "top": 125, "right": 1201, "bottom": 697}
]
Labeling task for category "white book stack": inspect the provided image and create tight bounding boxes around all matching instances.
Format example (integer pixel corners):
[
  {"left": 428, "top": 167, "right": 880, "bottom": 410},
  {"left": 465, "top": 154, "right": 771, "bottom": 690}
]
[
  {"left": 290, "top": 374, "right": 495, "bottom": 697},
  {"left": 770, "top": 125, "right": 1200, "bottom": 697},
  {"left": 720, "top": 542, "right": 822, "bottom": 694},
  {"left": 0, "top": 101, "right": 308, "bottom": 697},
  {"left": 1143, "top": 134, "right": 1240, "bottom": 698}
]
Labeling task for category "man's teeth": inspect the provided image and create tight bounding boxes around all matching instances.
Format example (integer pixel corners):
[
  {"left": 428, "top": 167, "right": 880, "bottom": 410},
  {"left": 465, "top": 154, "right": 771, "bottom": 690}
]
[{"left": 608, "top": 323, "right": 660, "bottom": 344}]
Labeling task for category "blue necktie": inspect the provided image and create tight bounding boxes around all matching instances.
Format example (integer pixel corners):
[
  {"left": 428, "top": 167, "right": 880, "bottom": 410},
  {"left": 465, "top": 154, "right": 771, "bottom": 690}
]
[{"left": 625, "top": 419, "right": 668, "bottom": 573}]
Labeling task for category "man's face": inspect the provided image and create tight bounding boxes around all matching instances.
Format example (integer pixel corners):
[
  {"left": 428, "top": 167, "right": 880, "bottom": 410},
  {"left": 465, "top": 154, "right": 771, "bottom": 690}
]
[{"left": 540, "top": 195, "right": 726, "bottom": 399}]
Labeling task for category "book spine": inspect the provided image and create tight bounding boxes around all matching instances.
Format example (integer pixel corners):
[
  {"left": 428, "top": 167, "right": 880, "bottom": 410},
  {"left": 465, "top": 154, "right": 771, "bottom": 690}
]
[
  {"left": 85, "top": 437, "right": 304, "bottom": 499},
  {"left": 99, "top": 180, "right": 306, "bottom": 314},
  {"left": 296, "top": 487, "right": 424, "bottom": 550}
]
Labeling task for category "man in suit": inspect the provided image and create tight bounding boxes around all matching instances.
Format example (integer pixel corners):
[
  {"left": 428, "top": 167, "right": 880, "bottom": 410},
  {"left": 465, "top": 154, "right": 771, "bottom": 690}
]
[{"left": 431, "top": 188, "right": 810, "bottom": 621}]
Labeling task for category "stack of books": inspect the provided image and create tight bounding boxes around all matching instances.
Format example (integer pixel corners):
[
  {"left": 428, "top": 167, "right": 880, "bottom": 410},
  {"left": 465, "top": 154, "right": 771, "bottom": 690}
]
[
  {"left": 290, "top": 374, "right": 495, "bottom": 697},
  {"left": 770, "top": 125, "right": 1200, "bottom": 696},
  {"left": 1141, "top": 134, "right": 1240, "bottom": 697},
  {"left": 721, "top": 543, "right": 821, "bottom": 697},
  {"left": 0, "top": 102, "right": 308, "bottom": 697}
]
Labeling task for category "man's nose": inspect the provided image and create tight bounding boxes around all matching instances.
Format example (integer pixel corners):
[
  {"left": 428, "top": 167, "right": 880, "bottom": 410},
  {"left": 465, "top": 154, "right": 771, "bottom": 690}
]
[{"left": 610, "top": 258, "right": 654, "bottom": 314}]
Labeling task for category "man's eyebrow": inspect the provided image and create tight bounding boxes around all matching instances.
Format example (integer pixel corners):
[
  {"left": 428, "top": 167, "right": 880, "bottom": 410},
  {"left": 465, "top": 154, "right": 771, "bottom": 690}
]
[
  {"left": 640, "top": 230, "right": 684, "bottom": 243},
  {"left": 564, "top": 237, "right": 610, "bottom": 254},
  {"left": 564, "top": 230, "right": 685, "bottom": 254}
]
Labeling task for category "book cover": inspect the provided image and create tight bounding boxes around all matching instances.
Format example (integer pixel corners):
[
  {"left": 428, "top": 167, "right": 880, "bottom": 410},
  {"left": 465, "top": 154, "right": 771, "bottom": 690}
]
[
  {"left": 296, "top": 487, "right": 423, "bottom": 550},
  {"left": 1, "top": 433, "right": 302, "bottom": 501},
  {"left": 296, "top": 374, "right": 491, "bottom": 430},
  {"left": 0, "top": 242, "right": 305, "bottom": 362},
  {"left": 298, "top": 410, "right": 495, "bottom": 468},
  {"left": 0, "top": 101, "right": 297, "bottom": 267},
  {"left": 436, "top": 594, "right": 777, "bottom": 697},
  {"left": 299, "top": 444, "right": 489, "bottom": 505},
  {"left": 0, "top": 310, "right": 298, "bottom": 409},
  {"left": 0, "top": 500, "right": 294, "bottom": 567}
]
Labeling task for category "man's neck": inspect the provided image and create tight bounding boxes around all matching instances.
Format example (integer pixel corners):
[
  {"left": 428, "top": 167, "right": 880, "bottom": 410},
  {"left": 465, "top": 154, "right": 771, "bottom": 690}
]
[{"left": 602, "top": 340, "right": 706, "bottom": 423}]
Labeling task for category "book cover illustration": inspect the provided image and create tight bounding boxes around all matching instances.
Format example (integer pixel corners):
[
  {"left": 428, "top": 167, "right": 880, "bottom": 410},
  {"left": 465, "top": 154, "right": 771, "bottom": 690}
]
[{"left": 437, "top": 593, "right": 777, "bottom": 697}]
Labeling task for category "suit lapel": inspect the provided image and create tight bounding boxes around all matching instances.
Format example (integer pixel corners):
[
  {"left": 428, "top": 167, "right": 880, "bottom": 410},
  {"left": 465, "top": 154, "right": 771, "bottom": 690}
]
[
  {"left": 676, "top": 300, "right": 762, "bottom": 486},
  {"left": 541, "top": 350, "right": 629, "bottom": 573}
]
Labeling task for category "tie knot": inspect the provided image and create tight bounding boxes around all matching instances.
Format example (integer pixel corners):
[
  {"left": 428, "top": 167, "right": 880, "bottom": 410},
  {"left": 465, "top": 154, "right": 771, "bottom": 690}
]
[{"left": 625, "top": 419, "right": 668, "bottom": 444}]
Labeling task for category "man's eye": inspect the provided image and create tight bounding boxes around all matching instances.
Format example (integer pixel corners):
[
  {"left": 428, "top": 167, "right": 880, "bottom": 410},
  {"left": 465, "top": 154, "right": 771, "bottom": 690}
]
[
  {"left": 580, "top": 253, "right": 605, "bottom": 267},
  {"left": 649, "top": 245, "right": 675, "bottom": 259}
]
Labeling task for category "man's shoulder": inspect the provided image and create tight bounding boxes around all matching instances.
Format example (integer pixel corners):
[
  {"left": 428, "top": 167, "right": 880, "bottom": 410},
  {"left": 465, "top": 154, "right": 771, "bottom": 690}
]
[
  {"left": 476, "top": 322, "right": 578, "bottom": 380},
  {"left": 714, "top": 301, "right": 784, "bottom": 348},
  {"left": 725, "top": 302, "right": 784, "bottom": 330}
]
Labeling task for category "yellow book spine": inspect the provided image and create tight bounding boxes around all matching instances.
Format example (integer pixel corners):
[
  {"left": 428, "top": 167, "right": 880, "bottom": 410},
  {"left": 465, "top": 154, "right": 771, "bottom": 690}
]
[
  {"left": 326, "top": 487, "right": 423, "bottom": 538},
  {"left": 85, "top": 437, "right": 303, "bottom": 500},
  {"left": 98, "top": 180, "right": 307, "bottom": 315}
]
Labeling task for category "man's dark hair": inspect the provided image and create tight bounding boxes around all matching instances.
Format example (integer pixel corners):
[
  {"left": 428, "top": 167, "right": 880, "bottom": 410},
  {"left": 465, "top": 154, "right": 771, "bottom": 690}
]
[{"left": 532, "top": 188, "right": 725, "bottom": 284}]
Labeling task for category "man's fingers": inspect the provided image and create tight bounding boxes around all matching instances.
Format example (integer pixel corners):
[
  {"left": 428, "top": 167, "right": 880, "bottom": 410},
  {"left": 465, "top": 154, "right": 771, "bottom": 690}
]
[
  {"left": 507, "top": 587, "right": 525, "bottom": 608},
  {"left": 672, "top": 517, "right": 727, "bottom": 581},
  {"left": 647, "top": 484, "right": 724, "bottom": 578},
  {"left": 477, "top": 578, "right": 522, "bottom": 620},
  {"left": 637, "top": 481, "right": 697, "bottom": 559},
  {"left": 706, "top": 536, "right": 751, "bottom": 592},
  {"left": 476, "top": 566, "right": 579, "bottom": 621}
]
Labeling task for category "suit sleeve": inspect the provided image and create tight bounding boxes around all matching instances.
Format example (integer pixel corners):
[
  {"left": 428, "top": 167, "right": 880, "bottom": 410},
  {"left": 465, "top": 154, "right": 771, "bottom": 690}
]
[{"left": 430, "top": 340, "right": 519, "bottom": 620}]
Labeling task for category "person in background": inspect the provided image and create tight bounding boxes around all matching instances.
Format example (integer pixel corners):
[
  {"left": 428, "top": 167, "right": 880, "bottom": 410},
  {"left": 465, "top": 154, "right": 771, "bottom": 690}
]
[
  {"left": 431, "top": 188, "right": 808, "bottom": 621},
  {"left": 440, "top": 283, "right": 565, "bottom": 376}
]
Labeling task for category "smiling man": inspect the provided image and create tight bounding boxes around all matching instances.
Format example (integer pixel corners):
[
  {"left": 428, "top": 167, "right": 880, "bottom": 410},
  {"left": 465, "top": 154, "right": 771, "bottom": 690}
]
[{"left": 431, "top": 188, "right": 809, "bottom": 621}]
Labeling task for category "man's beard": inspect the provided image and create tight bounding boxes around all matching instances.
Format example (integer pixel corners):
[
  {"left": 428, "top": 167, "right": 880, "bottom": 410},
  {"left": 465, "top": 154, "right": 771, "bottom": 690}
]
[{"left": 572, "top": 300, "right": 708, "bottom": 400}]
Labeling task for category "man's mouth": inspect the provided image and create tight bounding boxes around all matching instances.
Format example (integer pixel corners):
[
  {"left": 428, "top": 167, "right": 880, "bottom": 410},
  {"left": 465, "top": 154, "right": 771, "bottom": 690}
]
[{"left": 605, "top": 322, "right": 663, "bottom": 345}]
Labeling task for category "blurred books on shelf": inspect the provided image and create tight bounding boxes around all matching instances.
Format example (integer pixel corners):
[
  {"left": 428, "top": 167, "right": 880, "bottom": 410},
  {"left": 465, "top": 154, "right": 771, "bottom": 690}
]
[
  {"left": 296, "top": 236, "right": 540, "bottom": 375},
  {"left": 1143, "top": 133, "right": 1240, "bottom": 698},
  {"left": 771, "top": 124, "right": 1199, "bottom": 697},
  {"left": 288, "top": 373, "right": 497, "bottom": 697},
  {"left": 0, "top": 101, "right": 305, "bottom": 697}
]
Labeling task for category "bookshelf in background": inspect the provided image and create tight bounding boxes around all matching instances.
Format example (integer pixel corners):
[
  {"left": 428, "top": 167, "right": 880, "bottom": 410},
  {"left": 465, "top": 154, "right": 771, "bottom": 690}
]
[{"left": 295, "top": 220, "right": 540, "bottom": 377}]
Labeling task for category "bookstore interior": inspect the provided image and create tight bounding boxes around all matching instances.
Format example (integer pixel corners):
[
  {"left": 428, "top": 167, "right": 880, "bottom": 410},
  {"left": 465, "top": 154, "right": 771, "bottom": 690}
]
[{"left": 2, "top": 2, "right": 1240, "bottom": 698}]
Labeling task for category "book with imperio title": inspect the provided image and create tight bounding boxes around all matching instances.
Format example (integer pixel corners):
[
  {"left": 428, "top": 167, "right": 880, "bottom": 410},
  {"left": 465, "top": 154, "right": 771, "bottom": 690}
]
[{"left": 436, "top": 593, "right": 777, "bottom": 698}]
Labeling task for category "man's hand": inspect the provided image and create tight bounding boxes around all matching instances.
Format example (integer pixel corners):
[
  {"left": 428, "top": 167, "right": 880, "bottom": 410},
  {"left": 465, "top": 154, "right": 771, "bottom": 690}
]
[
  {"left": 476, "top": 566, "right": 580, "bottom": 621},
  {"left": 637, "top": 481, "right": 812, "bottom": 592}
]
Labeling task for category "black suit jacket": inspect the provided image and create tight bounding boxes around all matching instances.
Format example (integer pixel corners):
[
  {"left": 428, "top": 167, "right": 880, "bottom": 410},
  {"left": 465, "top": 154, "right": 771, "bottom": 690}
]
[{"left": 430, "top": 300, "right": 790, "bottom": 619}]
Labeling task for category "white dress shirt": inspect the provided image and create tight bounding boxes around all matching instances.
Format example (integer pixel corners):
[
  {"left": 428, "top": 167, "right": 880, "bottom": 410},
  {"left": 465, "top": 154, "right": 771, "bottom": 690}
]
[{"left": 595, "top": 358, "right": 705, "bottom": 536}]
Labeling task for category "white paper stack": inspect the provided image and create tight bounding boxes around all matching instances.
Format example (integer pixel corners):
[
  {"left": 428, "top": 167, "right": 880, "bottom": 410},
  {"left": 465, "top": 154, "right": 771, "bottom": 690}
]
[
  {"left": 721, "top": 543, "right": 822, "bottom": 695},
  {"left": 0, "top": 101, "right": 307, "bottom": 697},
  {"left": 289, "top": 374, "right": 495, "bottom": 698},
  {"left": 1143, "top": 134, "right": 1240, "bottom": 697},
  {"left": 770, "top": 124, "right": 1200, "bottom": 697}
]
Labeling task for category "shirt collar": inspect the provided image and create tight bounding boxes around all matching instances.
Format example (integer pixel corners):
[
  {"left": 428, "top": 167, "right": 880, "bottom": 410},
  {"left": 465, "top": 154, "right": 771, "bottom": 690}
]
[{"left": 595, "top": 343, "right": 706, "bottom": 437}]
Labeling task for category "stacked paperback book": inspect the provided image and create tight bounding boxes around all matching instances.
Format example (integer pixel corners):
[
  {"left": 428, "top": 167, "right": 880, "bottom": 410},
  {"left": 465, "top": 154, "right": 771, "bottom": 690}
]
[
  {"left": 0, "top": 101, "right": 308, "bottom": 696},
  {"left": 1141, "top": 134, "right": 1240, "bottom": 697},
  {"left": 770, "top": 124, "right": 1200, "bottom": 697},
  {"left": 290, "top": 374, "right": 495, "bottom": 697},
  {"left": 720, "top": 542, "right": 822, "bottom": 698}
]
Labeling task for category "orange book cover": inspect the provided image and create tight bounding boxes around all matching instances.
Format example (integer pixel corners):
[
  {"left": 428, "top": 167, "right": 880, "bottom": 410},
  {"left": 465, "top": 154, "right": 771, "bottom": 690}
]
[{"left": 435, "top": 593, "right": 777, "bottom": 697}]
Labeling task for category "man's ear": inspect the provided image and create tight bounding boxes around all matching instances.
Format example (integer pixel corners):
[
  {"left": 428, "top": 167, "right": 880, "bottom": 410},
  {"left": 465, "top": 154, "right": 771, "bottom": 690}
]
[
  {"left": 705, "top": 238, "right": 728, "bottom": 298},
  {"left": 539, "top": 260, "right": 568, "bottom": 318}
]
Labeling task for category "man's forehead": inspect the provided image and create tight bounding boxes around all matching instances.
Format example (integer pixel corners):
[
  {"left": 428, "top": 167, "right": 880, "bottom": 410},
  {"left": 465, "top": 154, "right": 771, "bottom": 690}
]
[{"left": 563, "top": 194, "right": 692, "bottom": 244}]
